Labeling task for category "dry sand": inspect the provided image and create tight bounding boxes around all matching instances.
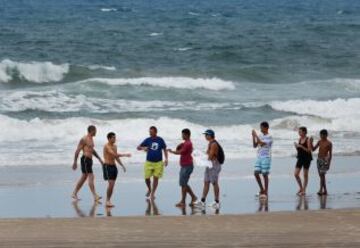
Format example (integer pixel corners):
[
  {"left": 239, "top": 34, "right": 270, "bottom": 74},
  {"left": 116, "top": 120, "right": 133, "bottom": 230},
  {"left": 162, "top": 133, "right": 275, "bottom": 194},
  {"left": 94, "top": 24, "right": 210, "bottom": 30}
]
[{"left": 0, "top": 208, "right": 359, "bottom": 247}]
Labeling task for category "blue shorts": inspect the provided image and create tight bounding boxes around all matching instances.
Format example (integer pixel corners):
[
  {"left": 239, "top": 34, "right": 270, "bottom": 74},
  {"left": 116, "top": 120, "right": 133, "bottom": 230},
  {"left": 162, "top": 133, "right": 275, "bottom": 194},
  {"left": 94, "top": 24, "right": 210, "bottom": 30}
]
[
  {"left": 255, "top": 157, "right": 271, "bottom": 175},
  {"left": 179, "top": 165, "right": 194, "bottom": 187}
]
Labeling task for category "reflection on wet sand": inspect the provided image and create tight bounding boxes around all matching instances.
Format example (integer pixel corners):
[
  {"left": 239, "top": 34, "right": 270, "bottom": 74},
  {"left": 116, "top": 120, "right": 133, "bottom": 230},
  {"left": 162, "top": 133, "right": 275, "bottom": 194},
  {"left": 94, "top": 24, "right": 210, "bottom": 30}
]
[
  {"left": 319, "top": 195, "right": 328, "bottom": 209},
  {"left": 145, "top": 199, "right": 160, "bottom": 216},
  {"left": 258, "top": 198, "right": 269, "bottom": 212},
  {"left": 296, "top": 196, "right": 309, "bottom": 211},
  {"left": 72, "top": 201, "right": 100, "bottom": 218},
  {"left": 176, "top": 205, "right": 219, "bottom": 216},
  {"left": 106, "top": 207, "right": 113, "bottom": 217}
]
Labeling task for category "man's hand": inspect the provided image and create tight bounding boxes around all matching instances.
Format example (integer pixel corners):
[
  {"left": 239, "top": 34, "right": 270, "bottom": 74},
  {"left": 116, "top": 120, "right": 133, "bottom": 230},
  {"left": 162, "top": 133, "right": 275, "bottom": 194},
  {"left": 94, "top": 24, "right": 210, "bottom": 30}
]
[
  {"left": 122, "top": 166, "right": 126, "bottom": 173},
  {"left": 72, "top": 162, "right": 77, "bottom": 171},
  {"left": 138, "top": 146, "right": 148, "bottom": 152},
  {"left": 99, "top": 159, "right": 104, "bottom": 166},
  {"left": 164, "top": 159, "right": 168, "bottom": 167},
  {"left": 118, "top": 153, "right": 132, "bottom": 158},
  {"left": 167, "top": 149, "right": 174, "bottom": 154}
]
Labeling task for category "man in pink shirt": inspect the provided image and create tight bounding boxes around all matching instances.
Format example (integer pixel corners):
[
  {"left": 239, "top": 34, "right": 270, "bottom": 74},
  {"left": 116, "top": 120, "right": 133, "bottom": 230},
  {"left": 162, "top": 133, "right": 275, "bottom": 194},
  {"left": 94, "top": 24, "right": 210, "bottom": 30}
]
[{"left": 168, "top": 128, "right": 198, "bottom": 208}]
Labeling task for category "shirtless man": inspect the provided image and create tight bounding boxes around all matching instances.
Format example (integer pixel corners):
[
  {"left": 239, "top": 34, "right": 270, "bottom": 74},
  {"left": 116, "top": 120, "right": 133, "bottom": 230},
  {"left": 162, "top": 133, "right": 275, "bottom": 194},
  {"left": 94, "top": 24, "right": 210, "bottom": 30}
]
[
  {"left": 72, "top": 125, "right": 104, "bottom": 202},
  {"left": 103, "top": 132, "right": 130, "bottom": 207},
  {"left": 312, "top": 129, "right": 333, "bottom": 195},
  {"left": 198, "top": 129, "right": 224, "bottom": 210}
]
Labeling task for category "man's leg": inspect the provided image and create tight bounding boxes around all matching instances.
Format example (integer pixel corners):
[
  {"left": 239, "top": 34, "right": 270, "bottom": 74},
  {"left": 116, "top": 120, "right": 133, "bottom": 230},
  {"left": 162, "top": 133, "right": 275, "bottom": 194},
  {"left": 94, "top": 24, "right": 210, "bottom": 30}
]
[
  {"left": 87, "top": 173, "right": 100, "bottom": 201},
  {"left": 72, "top": 174, "right": 88, "bottom": 200},
  {"left": 150, "top": 176, "right": 159, "bottom": 200},
  {"left": 176, "top": 186, "right": 187, "bottom": 207},
  {"left": 186, "top": 185, "right": 197, "bottom": 203},
  {"left": 263, "top": 174, "right": 269, "bottom": 196},
  {"left": 201, "top": 181, "right": 210, "bottom": 202},
  {"left": 303, "top": 169, "right": 309, "bottom": 194},
  {"left": 322, "top": 174, "right": 327, "bottom": 195},
  {"left": 213, "top": 181, "right": 220, "bottom": 202},
  {"left": 254, "top": 172, "right": 264, "bottom": 194},
  {"left": 317, "top": 171, "right": 324, "bottom": 194},
  {"left": 106, "top": 180, "right": 116, "bottom": 207},
  {"left": 177, "top": 168, "right": 187, "bottom": 207},
  {"left": 145, "top": 178, "right": 151, "bottom": 197},
  {"left": 294, "top": 167, "right": 303, "bottom": 194}
]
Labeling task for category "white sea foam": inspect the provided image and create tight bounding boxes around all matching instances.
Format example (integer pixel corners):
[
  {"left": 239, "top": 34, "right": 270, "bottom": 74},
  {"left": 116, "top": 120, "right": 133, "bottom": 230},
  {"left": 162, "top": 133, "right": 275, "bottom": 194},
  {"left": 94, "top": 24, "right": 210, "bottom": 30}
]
[
  {"left": 78, "top": 77, "right": 236, "bottom": 90},
  {"left": 100, "top": 8, "right": 117, "bottom": 12},
  {"left": 0, "top": 114, "right": 359, "bottom": 167},
  {"left": 149, "top": 32, "right": 163, "bottom": 37},
  {"left": 175, "top": 47, "right": 193, "bottom": 52},
  {"left": 0, "top": 90, "right": 245, "bottom": 113},
  {"left": 270, "top": 98, "right": 360, "bottom": 119},
  {"left": 0, "top": 59, "right": 69, "bottom": 83},
  {"left": 0, "top": 90, "right": 248, "bottom": 113},
  {"left": 87, "top": 65, "right": 116, "bottom": 71},
  {"left": 188, "top": 12, "right": 200, "bottom": 16}
]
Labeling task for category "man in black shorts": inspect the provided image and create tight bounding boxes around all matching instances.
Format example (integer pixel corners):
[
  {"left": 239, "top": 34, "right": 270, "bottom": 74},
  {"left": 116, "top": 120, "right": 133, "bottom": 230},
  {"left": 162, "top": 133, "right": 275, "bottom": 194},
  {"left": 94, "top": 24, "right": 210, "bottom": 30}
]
[
  {"left": 103, "top": 132, "right": 130, "bottom": 207},
  {"left": 72, "top": 125, "right": 104, "bottom": 202}
]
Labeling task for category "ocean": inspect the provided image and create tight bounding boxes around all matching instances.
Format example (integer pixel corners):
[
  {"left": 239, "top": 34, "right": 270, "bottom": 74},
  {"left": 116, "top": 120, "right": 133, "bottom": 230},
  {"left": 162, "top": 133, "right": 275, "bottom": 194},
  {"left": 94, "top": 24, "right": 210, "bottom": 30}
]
[{"left": 1, "top": 0, "right": 360, "bottom": 167}]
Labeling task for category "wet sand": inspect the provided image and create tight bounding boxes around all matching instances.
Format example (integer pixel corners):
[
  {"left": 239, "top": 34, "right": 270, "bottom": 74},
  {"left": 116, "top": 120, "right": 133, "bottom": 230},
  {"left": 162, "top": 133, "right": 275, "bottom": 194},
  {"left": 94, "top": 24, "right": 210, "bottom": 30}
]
[
  {"left": 0, "top": 156, "right": 360, "bottom": 218},
  {"left": 0, "top": 208, "right": 359, "bottom": 247}
]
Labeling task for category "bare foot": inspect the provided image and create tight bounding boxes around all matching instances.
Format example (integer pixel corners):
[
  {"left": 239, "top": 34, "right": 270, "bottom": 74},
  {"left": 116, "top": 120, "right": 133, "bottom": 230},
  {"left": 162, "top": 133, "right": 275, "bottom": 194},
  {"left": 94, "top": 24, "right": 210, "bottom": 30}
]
[
  {"left": 175, "top": 202, "right": 186, "bottom": 208},
  {"left": 72, "top": 193, "right": 80, "bottom": 201},
  {"left": 297, "top": 191, "right": 305, "bottom": 196},
  {"left": 106, "top": 201, "right": 115, "bottom": 208},
  {"left": 323, "top": 191, "right": 328, "bottom": 195},
  {"left": 94, "top": 195, "right": 102, "bottom": 202},
  {"left": 259, "top": 194, "right": 268, "bottom": 200},
  {"left": 145, "top": 191, "right": 151, "bottom": 198},
  {"left": 150, "top": 194, "right": 156, "bottom": 200},
  {"left": 317, "top": 191, "right": 323, "bottom": 196}
]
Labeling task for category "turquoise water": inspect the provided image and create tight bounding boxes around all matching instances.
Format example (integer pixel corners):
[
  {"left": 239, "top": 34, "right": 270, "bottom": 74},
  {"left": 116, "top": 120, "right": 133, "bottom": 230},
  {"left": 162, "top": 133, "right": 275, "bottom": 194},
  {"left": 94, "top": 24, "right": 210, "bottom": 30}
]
[{"left": 0, "top": 0, "right": 360, "bottom": 165}]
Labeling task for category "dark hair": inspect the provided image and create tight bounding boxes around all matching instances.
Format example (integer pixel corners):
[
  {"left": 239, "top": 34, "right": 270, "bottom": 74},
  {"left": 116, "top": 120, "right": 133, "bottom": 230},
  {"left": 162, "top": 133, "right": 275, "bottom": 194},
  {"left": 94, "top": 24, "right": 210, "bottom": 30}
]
[
  {"left": 107, "top": 132, "right": 116, "bottom": 140},
  {"left": 260, "top": 121, "right": 269, "bottom": 129},
  {"left": 320, "top": 129, "right": 328, "bottom": 136},
  {"left": 299, "top": 126, "right": 307, "bottom": 134},
  {"left": 182, "top": 128, "right": 191, "bottom": 137},
  {"left": 149, "top": 126, "right": 158, "bottom": 133},
  {"left": 88, "top": 125, "right": 96, "bottom": 133}
]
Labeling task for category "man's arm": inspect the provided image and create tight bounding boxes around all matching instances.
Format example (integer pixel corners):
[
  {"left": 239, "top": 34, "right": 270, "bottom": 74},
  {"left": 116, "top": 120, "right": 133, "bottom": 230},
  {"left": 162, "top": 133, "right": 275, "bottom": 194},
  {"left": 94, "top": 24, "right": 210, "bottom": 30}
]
[
  {"left": 312, "top": 141, "right": 320, "bottom": 152},
  {"left": 93, "top": 150, "right": 104, "bottom": 165},
  {"left": 252, "top": 130, "right": 258, "bottom": 148},
  {"left": 163, "top": 148, "right": 169, "bottom": 167},
  {"left": 168, "top": 143, "right": 186, "bottom": 155},
  {"left": 137, "top": 139, "right": 148, "bottom": 151},
  {"left": 328, "top": 142, "right": 333, "bottom": 167},
  {"left": 114, "top": 146, "right": 126, "bottom": 172},
  {"left": 208, "top": 142, "right": 219, "bottom": 161},
  {"left": 73, "top": 138, "right": 85, "bottom": 170}
]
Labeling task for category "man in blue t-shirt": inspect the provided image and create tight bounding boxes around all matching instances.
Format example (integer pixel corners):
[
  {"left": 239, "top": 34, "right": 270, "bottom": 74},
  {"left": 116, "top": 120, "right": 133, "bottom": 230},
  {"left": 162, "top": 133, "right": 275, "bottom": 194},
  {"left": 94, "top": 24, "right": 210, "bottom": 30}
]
[{"left": 137, "top": 126, "right": 168, "bottom": 200}]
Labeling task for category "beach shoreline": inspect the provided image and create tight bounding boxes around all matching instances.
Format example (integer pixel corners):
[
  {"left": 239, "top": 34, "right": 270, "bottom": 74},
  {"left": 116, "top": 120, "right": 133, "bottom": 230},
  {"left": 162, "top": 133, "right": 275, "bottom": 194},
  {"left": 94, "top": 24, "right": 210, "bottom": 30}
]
[{"left": 0, "top": 156, "right": 359, "bottom": 219}]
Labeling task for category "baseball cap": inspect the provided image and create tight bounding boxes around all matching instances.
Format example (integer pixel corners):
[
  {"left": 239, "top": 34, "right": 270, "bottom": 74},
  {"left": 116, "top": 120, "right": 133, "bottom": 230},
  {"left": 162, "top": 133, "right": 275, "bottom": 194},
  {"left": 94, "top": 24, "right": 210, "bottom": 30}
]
[{"left": 203, "top": 129, "right": 215, "bottom": 137}]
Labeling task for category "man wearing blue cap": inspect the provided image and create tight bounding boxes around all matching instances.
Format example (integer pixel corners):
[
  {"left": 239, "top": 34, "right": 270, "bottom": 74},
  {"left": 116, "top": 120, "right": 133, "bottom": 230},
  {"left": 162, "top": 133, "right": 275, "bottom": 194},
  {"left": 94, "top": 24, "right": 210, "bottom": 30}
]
[{"left": 197, "top": 129, "right": 224, "bottom": 209}]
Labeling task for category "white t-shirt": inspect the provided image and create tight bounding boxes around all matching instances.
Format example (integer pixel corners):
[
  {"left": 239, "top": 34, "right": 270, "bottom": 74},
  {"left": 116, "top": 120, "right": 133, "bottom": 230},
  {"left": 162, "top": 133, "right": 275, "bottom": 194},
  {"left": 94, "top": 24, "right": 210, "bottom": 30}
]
[{"left": 257, "top": 134, "right": 273, "bottom": 159}]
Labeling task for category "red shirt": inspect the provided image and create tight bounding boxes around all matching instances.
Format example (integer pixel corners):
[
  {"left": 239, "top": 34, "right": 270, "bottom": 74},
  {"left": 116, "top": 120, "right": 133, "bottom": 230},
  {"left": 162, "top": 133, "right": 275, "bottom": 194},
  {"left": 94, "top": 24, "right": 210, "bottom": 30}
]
[{"left": 179, "top": 140, "right": 193, "bottom": 167}]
